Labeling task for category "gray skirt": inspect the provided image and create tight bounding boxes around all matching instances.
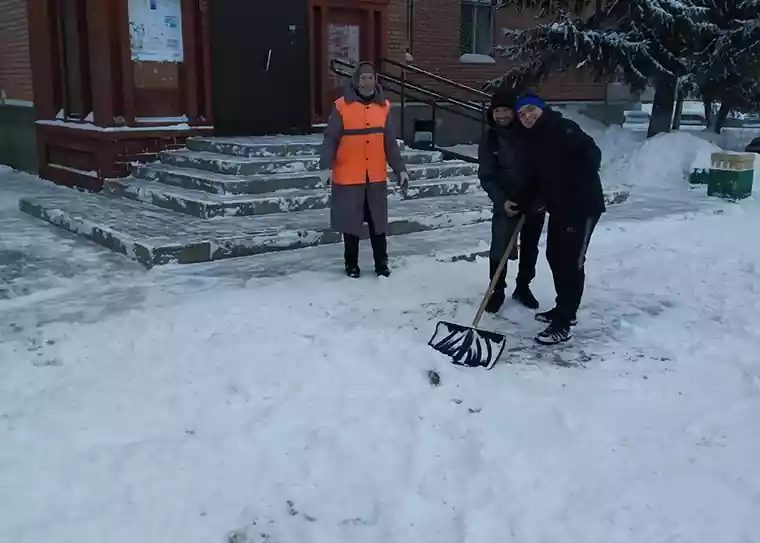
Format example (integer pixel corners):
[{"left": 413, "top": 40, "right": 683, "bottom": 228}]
[{"left": 330, "top": 181, "right": 389, "bottom": 237}]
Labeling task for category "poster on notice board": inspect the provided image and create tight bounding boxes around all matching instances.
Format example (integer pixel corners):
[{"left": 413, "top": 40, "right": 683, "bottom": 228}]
[{"left": 128, "top": 0, "right": 184, "bottom": 62}]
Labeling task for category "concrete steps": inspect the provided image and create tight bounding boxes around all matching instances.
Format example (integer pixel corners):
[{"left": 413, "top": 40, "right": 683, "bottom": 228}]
[
  {"left": 104, "top": 175, "right": 484, "bottom": 219},
  {"left": 130, "top": 158, "right": 478, "bottom": 195},
  {"left": 185, "top": 135, "right": 406, "bottom": 157},
  {"left": 158, "top": 147, "right": 437, "bottom": 176}
]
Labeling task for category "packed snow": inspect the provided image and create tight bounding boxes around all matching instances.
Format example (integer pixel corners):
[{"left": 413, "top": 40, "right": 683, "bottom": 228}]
[{"left": 1, "top": 122, "right": 759, "bottom": 543}]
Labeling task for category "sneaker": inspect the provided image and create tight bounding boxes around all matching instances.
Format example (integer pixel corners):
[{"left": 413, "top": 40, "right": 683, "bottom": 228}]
[
  {"left": 512, "top": 285, "right": 539, "bottom": 309},
  {"left": 535, "top": 308, "right": 577, "bottom": 326},
  {"left": 535, "top": 322, "right": 572, "bottom": 345},
  {"left": 375, "top": 261, "right": 391, "bottom": 278},
  {"left": 345, "top": 264, "right": 361, "bottom": 278},
  {"left": 485, "top": 290, "right": 505, "bottom": 314}
]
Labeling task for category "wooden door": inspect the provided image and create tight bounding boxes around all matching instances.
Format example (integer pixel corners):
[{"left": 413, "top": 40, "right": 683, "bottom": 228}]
[{"left": 209, "top": 0, "right": 311, "bottom": 136}]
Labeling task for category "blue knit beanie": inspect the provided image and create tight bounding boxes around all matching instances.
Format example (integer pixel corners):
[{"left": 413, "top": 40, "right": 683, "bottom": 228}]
[{"left": 515, "top": 93, "right": 546, "bottom": 112}]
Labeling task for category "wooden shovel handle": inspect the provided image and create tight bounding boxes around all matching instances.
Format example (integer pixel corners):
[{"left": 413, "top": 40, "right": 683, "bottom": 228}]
[{"left": 471, "top": 214, "right": 527, "bottom": 328}]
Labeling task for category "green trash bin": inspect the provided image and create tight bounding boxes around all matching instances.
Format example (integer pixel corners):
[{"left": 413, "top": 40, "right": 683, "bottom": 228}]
[{"left": 708, "top": 152, "right": 755, "bottom": 200}]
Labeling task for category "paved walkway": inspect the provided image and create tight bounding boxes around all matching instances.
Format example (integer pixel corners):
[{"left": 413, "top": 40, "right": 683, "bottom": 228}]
[{"left": 0, "top": 167, "right": 725, "bottom": 340}]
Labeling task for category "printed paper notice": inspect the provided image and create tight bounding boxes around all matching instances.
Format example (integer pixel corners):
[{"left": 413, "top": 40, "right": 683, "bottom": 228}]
[{"left": 129, "top": 0, "right": 184, "bottom": 62}]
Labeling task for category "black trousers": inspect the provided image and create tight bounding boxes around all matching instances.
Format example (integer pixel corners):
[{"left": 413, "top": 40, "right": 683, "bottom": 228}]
[
  {"left": 343, "top": 194, "right": 387, "bottom": 267},
  {"left": 546, "top": 214, "right": 601, "bottom": 324},
  {"left": 489, "top": 211, "right": 546, "bottom": 292}
]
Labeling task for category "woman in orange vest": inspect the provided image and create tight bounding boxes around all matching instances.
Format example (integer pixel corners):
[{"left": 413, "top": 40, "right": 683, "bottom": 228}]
[{"left": 320, "top": 62, "right": 409, "bottom": 278}]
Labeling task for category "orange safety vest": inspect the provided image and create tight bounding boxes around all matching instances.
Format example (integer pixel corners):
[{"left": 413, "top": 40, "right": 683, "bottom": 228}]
[{"left": 332, "top": 97, "right": 390, "bottom": 185}]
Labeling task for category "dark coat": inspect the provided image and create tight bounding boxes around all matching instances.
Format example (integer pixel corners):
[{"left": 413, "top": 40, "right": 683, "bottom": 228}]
[
  {"left": 477, "top": 115, "right": 536, "bottom": 215},
  {"left": 319, "top": 77, "right": 405, "bottom": 237},
  {"left": 520, "top": 109, "right": 606, "bottom": 221}
]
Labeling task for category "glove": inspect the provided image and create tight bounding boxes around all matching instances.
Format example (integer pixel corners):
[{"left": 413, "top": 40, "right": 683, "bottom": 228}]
[
  {"left": 398, "top": 171, "right": 410, "bottom": 188},
  {"left": 503, "top": 200, "right": 521, "bottom": 217},
  {"left": 319, "top": 170, "right": 331, "bottom": 187}
]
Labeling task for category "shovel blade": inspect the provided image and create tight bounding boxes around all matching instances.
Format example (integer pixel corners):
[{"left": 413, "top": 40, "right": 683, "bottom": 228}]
[{"left": 428, "top": 320, "right": 507, "bottom": 369}]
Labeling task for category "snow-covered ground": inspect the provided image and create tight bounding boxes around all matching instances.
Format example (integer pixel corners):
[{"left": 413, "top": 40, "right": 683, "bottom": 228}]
[{"left": 1, "top": 127, "right": 760, "bottom": 542}]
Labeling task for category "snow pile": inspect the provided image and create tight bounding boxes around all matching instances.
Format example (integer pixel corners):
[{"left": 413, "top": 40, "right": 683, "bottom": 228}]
[
  {"left": 600, "top": 131, "right": 721, "bottom": 191},
  {"left": 560, "top": 109, "right": 720, "bottom": 191}
]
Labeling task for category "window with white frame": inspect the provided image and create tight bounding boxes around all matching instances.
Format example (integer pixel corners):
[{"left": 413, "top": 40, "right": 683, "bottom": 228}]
[{"left": 460, "top": 0, "right": 494, "bottom": 56}]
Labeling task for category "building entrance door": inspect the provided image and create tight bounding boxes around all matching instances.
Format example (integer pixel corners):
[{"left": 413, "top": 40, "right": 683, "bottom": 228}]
[{"left": 209, "top": 0, "right": 311, "bottom": 136}]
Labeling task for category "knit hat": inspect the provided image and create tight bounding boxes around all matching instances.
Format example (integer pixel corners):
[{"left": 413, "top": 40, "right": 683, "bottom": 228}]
[
  {"left": 355, "top": 62, "right": 376, "bottom": 77},
  {"left": 490, "top": 88, "right": 518, "bottom": 110},
  {"left": 515, "top": 93, "right": 546, "bottom": 112}
]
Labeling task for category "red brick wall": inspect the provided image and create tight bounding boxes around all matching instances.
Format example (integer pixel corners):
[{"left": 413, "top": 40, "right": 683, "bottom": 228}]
[
  {"left": 0, "top": 0, "right": 33, "bottom": 101},
  {"left": 386, "top": 0, "right": 606, "bottom": 102}
]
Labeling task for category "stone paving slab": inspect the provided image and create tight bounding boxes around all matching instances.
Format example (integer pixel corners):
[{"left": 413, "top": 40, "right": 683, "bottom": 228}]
[
  {"left": 105, "top": 175, "right": 485, "bottom": 218},
  {"left": 19, "top": 191, "right": 495, "bottom": 267},
  {"left": 19, "top": 186, "right": 631, "bottom": 268}
]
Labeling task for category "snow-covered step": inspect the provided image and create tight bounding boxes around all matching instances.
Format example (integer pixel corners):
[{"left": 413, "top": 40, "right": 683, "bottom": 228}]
[
  {"left": 160, "top": 148, "right": 443, "bottom": 177},
  {"left": 131, "top": 163, "right": 325, "bottom": 194},
  {"left": 133, "top": 160, "right": 479, "bottom": 195},
  {"left": 160, "top": 150, "right": 323, "bottom": 175},
  {"left": 187, "top": 135, "right": 407, "bottom": 157},
  {"left": 19, "top": 191, "right": 494, "bottom": 267},
  {"left": 104, "top": 175, "right": 485, "bottom": 218}
]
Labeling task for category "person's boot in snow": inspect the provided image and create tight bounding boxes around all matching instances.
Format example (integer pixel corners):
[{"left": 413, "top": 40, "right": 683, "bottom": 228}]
[
  {"left": 535, "top": 320, "right": 572, "bottom": 345},
  {"left": 485, "top": 289, "right": 506, "bottom": 314},
  {"left": 375, "top": 259, "right": 391, "bottom": 277},
  {"left": 344, "top": 233, "right": 361, "bottom": 278},
  {"left": 512, "top": 284, "right": 539, "bottom": 309},
  {"left": 370, "top": 233, "right": 390, "bottom": 277},
  {"left": 535, "top": 307, "right": 577, "bottom": 326}
]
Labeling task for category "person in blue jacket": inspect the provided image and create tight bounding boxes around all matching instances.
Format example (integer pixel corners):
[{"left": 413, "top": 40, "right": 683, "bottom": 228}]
[{"left": 514, "top": 92, "right": 605, "bottom": 345}]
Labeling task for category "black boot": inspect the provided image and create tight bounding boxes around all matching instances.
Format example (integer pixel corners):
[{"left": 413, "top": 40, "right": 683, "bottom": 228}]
[
  {"left": 344, "top": 233, "right": 360, "bottom": 278},
  {"left": 512, "top": 284, "right": 539, "bottom": 309},
  {"left": 370, "top": 234, "right": 390, "bottom": 277},
  {"left": 484, "top": 290, "right": 505, "bottom": 314},
  {"left": 375, "top": 260, "right": 391, "bottom": 277}
]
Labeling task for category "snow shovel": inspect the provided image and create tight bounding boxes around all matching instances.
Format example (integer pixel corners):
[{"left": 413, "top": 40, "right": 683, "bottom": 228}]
[{"left": 428, "top": 214, "right": 526, "bottom": 369}]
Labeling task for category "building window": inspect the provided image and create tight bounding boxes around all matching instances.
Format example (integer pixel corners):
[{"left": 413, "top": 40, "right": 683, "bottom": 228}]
[{"left": 460, "top": 0, "right": 494, "bottom": 56}]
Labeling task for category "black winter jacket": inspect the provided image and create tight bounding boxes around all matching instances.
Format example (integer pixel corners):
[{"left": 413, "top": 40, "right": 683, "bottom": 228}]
[
  {"left": 520, "top": 109, "right": 605, "bottom": 221},
  {"left": 477, "top": 119, "right": 536, "bottom": 215}
]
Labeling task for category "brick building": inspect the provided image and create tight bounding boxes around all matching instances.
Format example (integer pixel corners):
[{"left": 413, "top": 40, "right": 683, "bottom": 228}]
[
  {"left": 0, "top": 0, "right": 617, "bottom": 187},
  {"left": 0, "top": 0, "right": 36, "bottom": 171},
  {"left": 385, "top": 0, "right": 606, "bottom": 101}
]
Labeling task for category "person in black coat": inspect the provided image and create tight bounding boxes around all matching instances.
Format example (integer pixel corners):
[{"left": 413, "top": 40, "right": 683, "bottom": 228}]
[
  {"left": 478, "top": 89, "right": 546, "bottom": 314},
  {"left": 513, "top": 92, "right": 605, "bottom": 345}
]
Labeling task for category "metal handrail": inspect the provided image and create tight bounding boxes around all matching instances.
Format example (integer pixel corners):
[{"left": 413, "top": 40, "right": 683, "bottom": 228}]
[
  {"left": 329, "top": 58, "right": 489, "bottom": 147},
  {"left": 330, "top": 59, "right": 484, "bottom": 116},
  {"left": 379, "top": 57, "right": 491, "bottom": 100}
]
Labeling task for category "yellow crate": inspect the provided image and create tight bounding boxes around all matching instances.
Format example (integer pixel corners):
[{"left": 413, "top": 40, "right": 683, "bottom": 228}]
[{"left": 710, "top": 151, "right": 755, "bottom": 171}]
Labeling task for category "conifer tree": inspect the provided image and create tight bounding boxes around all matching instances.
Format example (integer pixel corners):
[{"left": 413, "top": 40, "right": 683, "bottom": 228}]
[{"left": 494, "top": 0, "right": 713, "bottom": 136}]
